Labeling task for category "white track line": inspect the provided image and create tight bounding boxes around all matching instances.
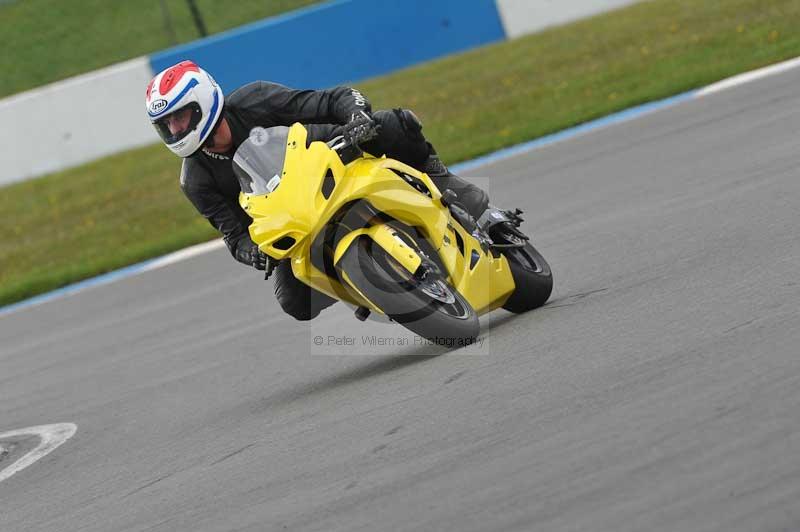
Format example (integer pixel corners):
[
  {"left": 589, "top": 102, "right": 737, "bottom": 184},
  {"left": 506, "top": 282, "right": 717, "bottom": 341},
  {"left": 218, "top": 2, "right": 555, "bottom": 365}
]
[
  {"left": 139, "top": 238, "right": 226, "bottom": 273},
  {"left": 695, "top": 56, "right": 800, "bottom": 97},
  {"left": 0, "top": 239, "right": 227, "bottom": 318},
  {"left": 0, "top": 423, "right": 77, "bottom": 483}
]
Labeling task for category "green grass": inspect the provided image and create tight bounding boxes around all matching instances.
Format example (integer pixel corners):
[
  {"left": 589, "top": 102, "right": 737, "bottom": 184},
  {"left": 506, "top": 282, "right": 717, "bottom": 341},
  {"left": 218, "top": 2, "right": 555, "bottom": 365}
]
[
  {"left": 359, "top": 0, "right": 800, "bottom": 164},
  {"left": 0, "top": 0, "right": 321, "bottom": 98},
  {"left": 2, "top": 0, "right": 800, "bottom": 306}
]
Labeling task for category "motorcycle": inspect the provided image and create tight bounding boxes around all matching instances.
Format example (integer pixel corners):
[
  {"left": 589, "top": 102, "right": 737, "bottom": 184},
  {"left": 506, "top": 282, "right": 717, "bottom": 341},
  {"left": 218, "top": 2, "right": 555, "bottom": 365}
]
[{"left": 234, "top": 123, "right": 552, "bottom": 345}]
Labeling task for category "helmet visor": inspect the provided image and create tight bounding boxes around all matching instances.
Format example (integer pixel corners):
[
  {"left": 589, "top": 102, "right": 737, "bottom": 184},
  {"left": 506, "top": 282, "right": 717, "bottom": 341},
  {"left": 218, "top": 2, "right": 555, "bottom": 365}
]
[{"left": 152, "top": 102, "right": 203, "bottom": 144}]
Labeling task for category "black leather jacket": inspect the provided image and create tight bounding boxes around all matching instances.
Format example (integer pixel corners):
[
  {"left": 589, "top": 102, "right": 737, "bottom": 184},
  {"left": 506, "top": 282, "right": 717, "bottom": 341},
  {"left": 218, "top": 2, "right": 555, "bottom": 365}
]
[{"left": 179, "top": 81, "right": 370, "bottom": 261}]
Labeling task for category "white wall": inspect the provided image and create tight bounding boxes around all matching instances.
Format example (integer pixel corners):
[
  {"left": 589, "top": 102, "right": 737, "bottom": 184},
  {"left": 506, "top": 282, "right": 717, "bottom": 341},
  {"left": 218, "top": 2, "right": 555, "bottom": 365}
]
[
  {"left": 496, "top": 0, "right": 641, "bottom": 38},
  {"left": 0, "top": 57, "right": 158, "bottom": 187}
]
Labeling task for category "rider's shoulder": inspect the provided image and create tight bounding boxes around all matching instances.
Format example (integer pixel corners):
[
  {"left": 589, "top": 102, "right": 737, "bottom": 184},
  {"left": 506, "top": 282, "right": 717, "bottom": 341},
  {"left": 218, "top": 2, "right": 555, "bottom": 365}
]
[{"left": 227, "top": 80, "right": 289, "bottom": 105}]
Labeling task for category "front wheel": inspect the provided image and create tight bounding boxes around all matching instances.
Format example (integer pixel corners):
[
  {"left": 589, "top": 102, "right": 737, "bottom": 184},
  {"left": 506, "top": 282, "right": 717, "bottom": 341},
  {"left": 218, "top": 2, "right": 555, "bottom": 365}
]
[
  {"left": 495, "top": 227, "right": 553, "bottom": 313},
  {"left": 339, "top": 237, "right": 479, "bottom": 347}
]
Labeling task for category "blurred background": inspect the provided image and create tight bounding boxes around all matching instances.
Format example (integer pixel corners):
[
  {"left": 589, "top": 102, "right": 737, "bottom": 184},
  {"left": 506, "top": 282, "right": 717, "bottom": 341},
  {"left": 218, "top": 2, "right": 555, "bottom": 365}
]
[{"left": 2, "top": 0, "right": 798, "bottom": 307}]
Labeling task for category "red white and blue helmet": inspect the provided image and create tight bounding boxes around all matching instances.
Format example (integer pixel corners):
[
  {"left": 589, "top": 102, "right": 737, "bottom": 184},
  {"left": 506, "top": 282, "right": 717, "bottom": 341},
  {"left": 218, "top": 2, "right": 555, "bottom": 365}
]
[{"left": 145, "top": 60, "right": 224, "bottom": 157}]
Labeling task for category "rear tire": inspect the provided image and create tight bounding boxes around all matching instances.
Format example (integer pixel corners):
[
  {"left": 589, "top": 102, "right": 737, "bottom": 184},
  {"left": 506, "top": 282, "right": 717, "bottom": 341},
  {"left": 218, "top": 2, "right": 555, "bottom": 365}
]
[
  {"left": 339, "top": 237, "right": 480, "bottom": 346},
  {"left": 497, "top": 229, "right": 553, "bottom": 313}
]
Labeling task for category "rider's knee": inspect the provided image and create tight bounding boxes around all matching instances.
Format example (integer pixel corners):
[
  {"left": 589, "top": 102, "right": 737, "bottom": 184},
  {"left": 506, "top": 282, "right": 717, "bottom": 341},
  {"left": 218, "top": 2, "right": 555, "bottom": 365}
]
[
  {"left": 396, "top": 108, "right": 423, "bottom": 135},
  {"left": 389, "top": 108, "right": 426, "bottom": 147},
  {"left": 373, "top": 108, "right": 424, "bottom": 138},
  {"left": 370, "top": 109, "right": 429, "bottom": 167}
]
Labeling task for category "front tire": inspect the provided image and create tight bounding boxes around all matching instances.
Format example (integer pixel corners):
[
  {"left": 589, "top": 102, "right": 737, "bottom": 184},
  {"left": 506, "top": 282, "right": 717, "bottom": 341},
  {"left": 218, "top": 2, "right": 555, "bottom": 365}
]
[{"left": 339, "top": 237, "right": 480, "bottom": 346}]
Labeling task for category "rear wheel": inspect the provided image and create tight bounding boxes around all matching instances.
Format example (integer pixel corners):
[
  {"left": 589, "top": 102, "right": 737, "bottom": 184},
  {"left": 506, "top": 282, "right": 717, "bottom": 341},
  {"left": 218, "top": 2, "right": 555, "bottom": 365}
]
[
  {"left": 339, "top": 237, "right": 479, "bottom": 346},
  {"left": 494, "top": 227, "right": 553, "bottom": 313}
]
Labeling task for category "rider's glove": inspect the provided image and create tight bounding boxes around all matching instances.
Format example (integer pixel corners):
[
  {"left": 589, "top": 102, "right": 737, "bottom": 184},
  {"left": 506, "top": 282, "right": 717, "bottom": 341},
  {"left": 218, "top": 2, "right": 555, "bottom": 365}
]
[
  {"left": 343, "top": 110, "right": 380, "bottom": 146},
  {"left": 235, "top": 240, "right": 268, "bottom": 270}
]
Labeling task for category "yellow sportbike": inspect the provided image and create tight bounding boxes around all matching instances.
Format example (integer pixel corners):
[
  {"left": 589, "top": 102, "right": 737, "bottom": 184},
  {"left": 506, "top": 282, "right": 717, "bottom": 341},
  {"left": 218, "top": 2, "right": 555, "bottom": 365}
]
[{"left": 235, "top": 123, "right": 552, "bottom": 344}]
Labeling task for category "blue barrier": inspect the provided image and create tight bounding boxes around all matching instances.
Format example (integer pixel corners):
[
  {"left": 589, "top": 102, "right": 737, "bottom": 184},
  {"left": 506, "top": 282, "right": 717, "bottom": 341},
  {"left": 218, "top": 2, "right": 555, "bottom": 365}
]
[{"left": 149, "top": 0, "right": 506, "bottom": 93}]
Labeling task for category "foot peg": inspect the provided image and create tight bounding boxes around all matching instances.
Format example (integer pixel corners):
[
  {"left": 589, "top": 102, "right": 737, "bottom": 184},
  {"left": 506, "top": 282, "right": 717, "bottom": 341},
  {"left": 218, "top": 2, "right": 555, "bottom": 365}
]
[{"left": 475, "top": 206, "right": 530, "bottom": 249}]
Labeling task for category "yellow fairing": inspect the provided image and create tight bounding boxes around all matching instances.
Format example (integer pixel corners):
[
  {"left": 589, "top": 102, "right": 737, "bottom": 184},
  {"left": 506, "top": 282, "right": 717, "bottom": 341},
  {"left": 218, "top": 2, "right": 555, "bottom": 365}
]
[
  {"left": 332, "top": 224, "right": 421, "bottom": 274},
  {"left": 240, "top": 123, "right": 516, "bottom": 315}
]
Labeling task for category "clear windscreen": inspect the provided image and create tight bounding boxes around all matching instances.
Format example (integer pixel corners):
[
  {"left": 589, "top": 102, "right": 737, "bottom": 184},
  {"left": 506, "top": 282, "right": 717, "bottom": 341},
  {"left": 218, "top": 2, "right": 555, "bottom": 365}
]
[{"left": 233, "top": 126, "right": 290, "bottom": 195}]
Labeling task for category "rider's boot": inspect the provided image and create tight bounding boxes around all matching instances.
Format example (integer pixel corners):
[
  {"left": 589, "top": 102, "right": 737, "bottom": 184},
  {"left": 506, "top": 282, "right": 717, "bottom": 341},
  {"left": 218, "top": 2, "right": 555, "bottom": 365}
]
[
  {"left": 421, "top": 145, "right": 526, "bottom": 247},
  {"left": 421, "top": 145, "right": 489, "bottom": 220}
]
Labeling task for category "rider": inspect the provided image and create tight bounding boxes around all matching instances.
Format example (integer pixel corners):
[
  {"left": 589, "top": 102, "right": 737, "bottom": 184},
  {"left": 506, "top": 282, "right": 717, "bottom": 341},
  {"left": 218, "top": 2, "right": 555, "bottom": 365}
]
[{"left": 145, "top": 60, "right": 490, "bottom": 320}]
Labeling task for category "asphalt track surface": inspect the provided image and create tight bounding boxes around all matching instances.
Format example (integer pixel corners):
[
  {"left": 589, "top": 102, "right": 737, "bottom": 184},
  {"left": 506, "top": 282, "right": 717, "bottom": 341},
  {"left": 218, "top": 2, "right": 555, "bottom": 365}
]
[{"left": 2, "top": 68, "right": 800, "bottom": 532}]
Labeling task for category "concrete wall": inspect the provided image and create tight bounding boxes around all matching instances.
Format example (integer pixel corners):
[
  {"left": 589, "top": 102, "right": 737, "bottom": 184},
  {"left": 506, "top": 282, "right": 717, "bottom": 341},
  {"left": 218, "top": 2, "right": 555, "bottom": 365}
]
[
  {"left": 495, "top": 0, "right": 641, "bottom": 38},
  {"left": 0, "top": 58, "right": 158, "bottom": 185},
  {"left": 1, "top": 0, "right": 642, "bottom": 187}
]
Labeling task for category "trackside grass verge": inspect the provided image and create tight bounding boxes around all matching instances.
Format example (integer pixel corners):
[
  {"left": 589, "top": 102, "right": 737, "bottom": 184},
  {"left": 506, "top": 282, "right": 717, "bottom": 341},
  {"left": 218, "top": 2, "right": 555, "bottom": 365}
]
[{"left": 2, "top": 0, "right": 799, "bottom": 306}]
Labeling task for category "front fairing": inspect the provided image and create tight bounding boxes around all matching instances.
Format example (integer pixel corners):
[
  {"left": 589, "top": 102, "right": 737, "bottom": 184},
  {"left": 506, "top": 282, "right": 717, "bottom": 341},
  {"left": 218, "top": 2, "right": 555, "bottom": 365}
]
[{"left": 237, "top": 124, "right": 347, "bottom": 260}]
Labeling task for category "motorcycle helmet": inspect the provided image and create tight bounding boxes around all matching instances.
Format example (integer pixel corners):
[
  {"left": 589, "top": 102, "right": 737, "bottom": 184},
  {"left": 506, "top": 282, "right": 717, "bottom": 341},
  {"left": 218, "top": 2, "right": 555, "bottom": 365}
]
[{"left": 145, "top": 60, "right": 224, "bottom": 157}]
